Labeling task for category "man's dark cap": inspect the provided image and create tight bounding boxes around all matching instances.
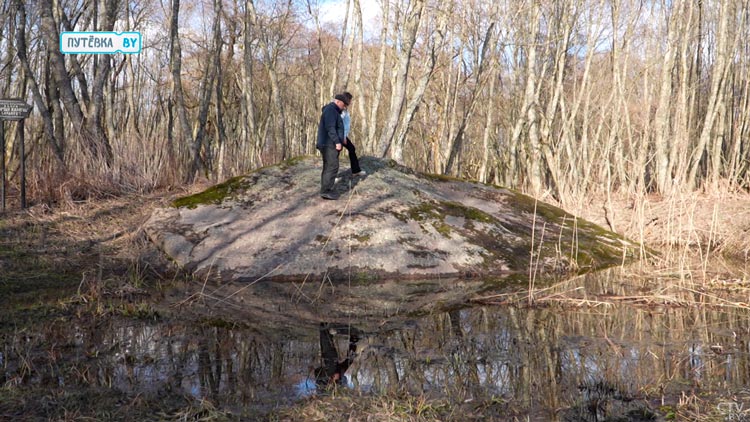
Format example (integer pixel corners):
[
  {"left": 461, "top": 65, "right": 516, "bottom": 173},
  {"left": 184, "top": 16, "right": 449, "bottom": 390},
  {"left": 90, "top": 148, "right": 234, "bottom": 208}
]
[{"left": 334, "top": 94, "right": 350, "bottom": 106}]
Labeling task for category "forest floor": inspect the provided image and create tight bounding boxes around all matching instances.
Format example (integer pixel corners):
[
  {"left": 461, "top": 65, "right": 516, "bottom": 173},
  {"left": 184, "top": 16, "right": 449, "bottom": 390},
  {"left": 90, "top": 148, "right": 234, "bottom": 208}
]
[{"left": 1, "top": 188, "right": 750, "bottom": 421}]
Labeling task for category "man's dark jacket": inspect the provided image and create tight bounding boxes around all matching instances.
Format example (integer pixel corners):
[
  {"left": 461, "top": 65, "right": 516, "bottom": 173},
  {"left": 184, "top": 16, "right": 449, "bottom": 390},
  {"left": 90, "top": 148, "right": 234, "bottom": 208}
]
[{"left": 316, "top": 102, "right": 344, "bottom": 149}]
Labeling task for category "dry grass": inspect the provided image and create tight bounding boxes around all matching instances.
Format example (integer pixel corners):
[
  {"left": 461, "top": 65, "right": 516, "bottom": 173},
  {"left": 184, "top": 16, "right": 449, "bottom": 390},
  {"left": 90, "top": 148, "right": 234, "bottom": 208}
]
[
  {"left": 476, "top": 253, "right": 750, "bottom": 310},
  {"left": 572, "top": 191, "right": 750, "bottom": 262},
  {"left": 268, "top": 389, "right": 521, "bottom": 422},
  {"left": 0, "top": 190, "right": 187, "bottom": 295}
]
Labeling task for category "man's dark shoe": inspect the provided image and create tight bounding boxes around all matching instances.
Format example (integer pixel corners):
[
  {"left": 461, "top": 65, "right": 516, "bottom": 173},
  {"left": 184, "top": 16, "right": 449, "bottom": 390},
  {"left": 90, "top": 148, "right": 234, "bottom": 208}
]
[{"left": 321, "top": 192, "right": 339, "bottom": 200}]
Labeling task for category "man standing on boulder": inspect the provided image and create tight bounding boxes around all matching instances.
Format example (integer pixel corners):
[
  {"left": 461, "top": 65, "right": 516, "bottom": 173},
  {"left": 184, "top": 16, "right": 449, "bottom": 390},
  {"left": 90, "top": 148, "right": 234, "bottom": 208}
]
[{"left": 316, "top": 93, "right": 349, "bottom": 200}]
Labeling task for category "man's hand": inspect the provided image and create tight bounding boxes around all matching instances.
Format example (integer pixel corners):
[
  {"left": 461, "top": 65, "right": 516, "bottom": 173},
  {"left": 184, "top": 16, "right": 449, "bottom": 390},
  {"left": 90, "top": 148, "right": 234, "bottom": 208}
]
[{"left": 336, "top": 143, "right": 342, "bottom": 151}]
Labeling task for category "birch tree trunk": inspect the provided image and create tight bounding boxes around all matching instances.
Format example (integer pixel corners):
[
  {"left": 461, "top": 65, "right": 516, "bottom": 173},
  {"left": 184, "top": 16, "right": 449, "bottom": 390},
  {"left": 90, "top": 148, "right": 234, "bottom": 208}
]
[
  {"left": 213, "top": 0, "right": 227, "bottom": 180},
  {"left": 189, "top": 37, "right": 218, "bottom": 180},
  {"left": 340, "top": 0, "right": 356, "bottom": 90},
  {"left": 46, "top": 58, "right": 67, "bottom": 157},
  {"left": 88, "top": 0, "right": 118, "bottom": 164},
  {"left": 727, "top": 66, "right": 750, "bottom": 185},
  {"left": 391, "top": 3, "right": 450, "bottom": 164},
  {"left": 306, "top": 0, "right": 328, "bottom": 108},
  {"left": 15, "top": 0, "right": 65, "bottom": 168},
  {"left": 537, "top": 2, "right": 576, "bottom": 199},
  {"left": 169, "top": 0, "right": 195, "bottom": 181},
  {"left": 608, "top": 0, "right": 642, "bottom": 193},
  {"left": 352, "top": 0, "right": 366, "bottom": 147},
  {"left": 39, "top": 0, "right": 109, "bottom": 161},
  {"left": 668, "top": 0, "right": 697, "bottom": 188},
  {"left": 366, "top": 0, "right": 390, "bottom": 151},
  {"left": 508, "top": 1, "right": 543, "bottom": 194},
  {"left": 686, "top": 0, "right": 737, "bottom": 189},
  {"left": 433, "top": 59, "right": 456, "bottom": 174},
  {"left": 328, "top": 0, "right": 351, "bottom": 97},
  {"left": 378, "top": 0, "right": 426, "bottom": 159},
  {"left": 249, "top": 0, "right": 292, "bottom": 161},
  {"left": 651, "top": 0, "right": 683, "bottom": 193},
  {"left": 58, "top": 8, "right": 92, "bottom": 115},
  {"left": 444, "top": 21, "right": 497, "bottom": 176},
  {"left": 478, "top": 65, "right": 497, "bottom": 183},
  {"left": 243, "top": 0, "right": 261, "bottom": 167}
]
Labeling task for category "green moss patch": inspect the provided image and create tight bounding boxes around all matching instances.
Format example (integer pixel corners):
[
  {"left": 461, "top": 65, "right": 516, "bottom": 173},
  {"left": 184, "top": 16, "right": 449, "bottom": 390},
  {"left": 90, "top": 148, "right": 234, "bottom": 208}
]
[
  {"left": 278, "top": 154, "right": 310, "bottom": 169},
  {"left": 508, "top": 190, "right": 573, "bottom": 224},
  {"left": 406, "top": 202, "right": 443, "bottom": 221},
  {"left": 171, "top": 175, "right": 252, "bottom": 209},
  {"left": 508, "top": 190, "right": 641, "bottom": 265},
  {"left": 442, "top": 201, "right": 494, "bottom": 223},
  {"left": 406, "top": 200, "right": 497, "bottom": 224},
  {"left": 433, "top": 222, "right": 452, "bottom": 237},
  {"left": 354, "top": 233, "right": 372, "bottom": 243},
  {"left": 395, "top": 194, "right": 636, "bottom": 277},
  {"left": 423, "top": 173, "right": 465, "bottom": 183}
]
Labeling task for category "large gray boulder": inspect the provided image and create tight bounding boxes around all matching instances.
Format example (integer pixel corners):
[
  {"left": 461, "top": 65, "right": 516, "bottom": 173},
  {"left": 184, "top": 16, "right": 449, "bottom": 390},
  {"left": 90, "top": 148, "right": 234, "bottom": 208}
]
[{"left": 144, "top": 156, "right": 640, "bottom": 283}]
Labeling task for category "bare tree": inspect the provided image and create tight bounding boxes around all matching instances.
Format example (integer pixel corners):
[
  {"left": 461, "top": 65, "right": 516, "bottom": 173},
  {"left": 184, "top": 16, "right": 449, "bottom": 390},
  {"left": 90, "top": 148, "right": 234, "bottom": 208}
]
[
  {"left": 213, "top": 0, "right": 228, "bottom": 180},
  {"left": 247, "top": 0, "right": 295, "bottom": 161},
  {"left": 88, "top": 0, "right": 118, "bottom": 161},
  {"left": 39, "top": 0, "right": 112, "bottom": 162},
  {"left": 15, "top": 0, "right": 65, "bottom": 168},
  {"left": 7, "top": 0, "right": 750, "bottom": 203},
  {"left": 243, "top": 0, "right": 262, "bottom": 167},
  {"left": 509, "top": 1, "right": 544, "bottom": 194},
  {"left": 328, "top": 0, "right": 351, "bottom": 97},
  {"left": 390, "top": 1, "right": 451, "bottom": 165},
  {"left": 687, "top": 0, "right": 740, "bottom": 189},
  {"left": 168, "top": 0, "right": 196, "bottom": 180},
  {"left": 443, "top": 2, "right": 498, "bottom": 176},
  {"left": 377, "top": 0, "right": 426, "bottom": 158}
]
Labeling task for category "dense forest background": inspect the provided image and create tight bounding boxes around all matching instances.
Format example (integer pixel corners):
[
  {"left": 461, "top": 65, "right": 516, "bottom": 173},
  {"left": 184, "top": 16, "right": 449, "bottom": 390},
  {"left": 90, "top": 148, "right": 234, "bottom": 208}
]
[{"left": 1, "top": 0, "right": 749, "bottom": 207}]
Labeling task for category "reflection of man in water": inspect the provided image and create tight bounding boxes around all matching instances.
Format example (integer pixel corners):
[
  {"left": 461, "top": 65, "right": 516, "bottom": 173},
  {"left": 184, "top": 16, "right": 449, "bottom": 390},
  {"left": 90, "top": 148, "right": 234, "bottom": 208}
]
[{"left": 314, "top": 323, "right": 360, "bottom": 387}]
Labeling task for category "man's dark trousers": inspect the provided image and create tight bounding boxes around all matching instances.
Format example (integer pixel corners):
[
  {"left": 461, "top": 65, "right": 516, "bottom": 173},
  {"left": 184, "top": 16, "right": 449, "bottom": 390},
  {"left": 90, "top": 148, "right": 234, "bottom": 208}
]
[{"left": 319, "top": 145, "right": 340, "bottom": 194}]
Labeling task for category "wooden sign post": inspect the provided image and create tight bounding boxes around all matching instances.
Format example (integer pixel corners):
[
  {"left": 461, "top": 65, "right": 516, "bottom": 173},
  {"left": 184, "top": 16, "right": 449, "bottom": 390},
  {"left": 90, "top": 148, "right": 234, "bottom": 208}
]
[{"left": 0, "top": 99, "right": 33, "bottom": 211}]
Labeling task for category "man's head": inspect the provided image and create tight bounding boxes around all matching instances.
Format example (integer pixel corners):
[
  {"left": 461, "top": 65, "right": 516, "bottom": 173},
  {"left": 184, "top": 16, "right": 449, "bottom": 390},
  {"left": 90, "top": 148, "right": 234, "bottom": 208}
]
[{"left": 334, "top": 92, "right": 352, "bottom": 109}]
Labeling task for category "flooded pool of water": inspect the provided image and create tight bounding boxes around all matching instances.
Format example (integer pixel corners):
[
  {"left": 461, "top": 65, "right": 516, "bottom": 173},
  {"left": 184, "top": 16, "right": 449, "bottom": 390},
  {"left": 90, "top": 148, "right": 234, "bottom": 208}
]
[{"left": 4, "top": 292, "right": 750, "bottom": 420}]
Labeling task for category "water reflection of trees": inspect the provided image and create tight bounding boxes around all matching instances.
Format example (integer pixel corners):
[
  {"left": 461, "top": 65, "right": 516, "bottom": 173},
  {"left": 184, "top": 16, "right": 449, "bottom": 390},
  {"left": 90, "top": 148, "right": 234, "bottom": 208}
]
[
  {"left": 352, "top": 305, "right": 750, "bottom": 418},
  {"left": 3, "top": 303, "right": 750, "bottom": 417}
]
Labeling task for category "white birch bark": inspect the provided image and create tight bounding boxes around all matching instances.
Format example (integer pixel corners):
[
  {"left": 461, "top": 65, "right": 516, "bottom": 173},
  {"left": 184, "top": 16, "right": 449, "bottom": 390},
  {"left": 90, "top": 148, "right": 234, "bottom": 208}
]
[
  {"left": 366, "top": 0, "right": 390, "bottom": 151},
  {"left": 377, "top": 0, "right": 426, "bottom": 159}
]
